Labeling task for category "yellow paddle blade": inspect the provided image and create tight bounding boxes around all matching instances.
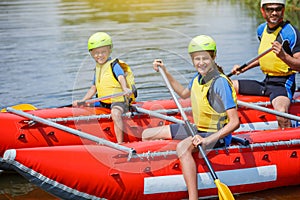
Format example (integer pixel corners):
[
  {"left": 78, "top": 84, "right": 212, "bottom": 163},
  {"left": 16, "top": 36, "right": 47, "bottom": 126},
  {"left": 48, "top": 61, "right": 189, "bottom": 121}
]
[
  {"left": 1, "top": 104, "right": 37, "bottom": 112},
  {"left": 215, "top": 179, "right": 235, "bottom": 200}
]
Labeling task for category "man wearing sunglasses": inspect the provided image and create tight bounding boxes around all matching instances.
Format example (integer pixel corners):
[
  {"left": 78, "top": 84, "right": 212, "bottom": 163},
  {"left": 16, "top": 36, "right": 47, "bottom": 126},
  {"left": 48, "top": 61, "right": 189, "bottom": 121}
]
[{"left": 231, "top": 0, "right": 300, "bottom": 128}]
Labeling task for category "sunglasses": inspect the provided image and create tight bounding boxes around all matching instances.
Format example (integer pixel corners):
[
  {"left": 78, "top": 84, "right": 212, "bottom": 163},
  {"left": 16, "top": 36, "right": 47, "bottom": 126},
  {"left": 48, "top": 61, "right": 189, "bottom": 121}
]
[{"left": 264, "top": 6, "right": 283, "bottom": 13}]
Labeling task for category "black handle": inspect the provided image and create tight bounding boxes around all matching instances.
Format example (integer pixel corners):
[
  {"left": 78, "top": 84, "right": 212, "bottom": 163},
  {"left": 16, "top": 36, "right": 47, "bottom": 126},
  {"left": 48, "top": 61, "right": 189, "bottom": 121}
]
[{"left": 227, "top": 63, "right": 247, "bottom": 77}]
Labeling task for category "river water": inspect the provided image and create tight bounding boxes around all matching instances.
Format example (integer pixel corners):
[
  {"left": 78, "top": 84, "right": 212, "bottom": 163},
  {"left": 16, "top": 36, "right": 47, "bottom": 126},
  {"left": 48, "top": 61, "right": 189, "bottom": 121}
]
[{"left": 0, "top": 0, "right": 300, "bottom": 199}]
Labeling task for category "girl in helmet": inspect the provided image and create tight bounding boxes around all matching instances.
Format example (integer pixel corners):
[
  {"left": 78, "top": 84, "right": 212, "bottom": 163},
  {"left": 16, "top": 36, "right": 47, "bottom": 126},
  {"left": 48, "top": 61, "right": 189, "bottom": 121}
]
[
  {"left": 73, "top": 32, "right": 133, "bottom": 144},
  {"left": 142, "top": 35, "right": 239, "bottom": 199}
]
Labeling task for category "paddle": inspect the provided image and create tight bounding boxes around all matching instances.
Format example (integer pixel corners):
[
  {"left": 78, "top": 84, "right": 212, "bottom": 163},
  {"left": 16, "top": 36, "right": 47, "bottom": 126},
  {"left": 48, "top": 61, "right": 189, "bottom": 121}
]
[
  {"left": 1, "top": 104, "right": 37, "bottom": 112},
  {"left": 226, "top": 47, "right": 272, "bottom": 77},
  {"left": 60, "top": 91, "right": 128, "bottom": 108},
  {"left": 3, "top": 92, "right": 129, "bottom": 110},
  {"left": 6, "top": 107, "right": 136, "bottom": 155},
  {"left": 157, "top": 66, "right": 235, "bottom": 200},
  {"left": 78, "top": 91, "right": 128, "bottom": 106},
  {"left": 238, "top": 100, "right": 300, "bottom": 121}
]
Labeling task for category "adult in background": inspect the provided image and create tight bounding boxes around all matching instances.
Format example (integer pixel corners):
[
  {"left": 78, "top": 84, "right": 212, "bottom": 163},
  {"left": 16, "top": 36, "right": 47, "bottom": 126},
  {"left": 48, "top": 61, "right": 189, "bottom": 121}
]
[{"left": 231, "top": 0, "right": 300, "bottom": 128}]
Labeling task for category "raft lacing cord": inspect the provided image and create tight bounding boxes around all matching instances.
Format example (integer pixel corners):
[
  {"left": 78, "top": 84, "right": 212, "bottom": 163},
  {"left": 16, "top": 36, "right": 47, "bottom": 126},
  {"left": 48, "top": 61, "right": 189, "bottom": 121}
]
[
  {"left": 127, "top": 150, "right": 178, "bottom": 161},
  {"left": 127, "top": 139, "right": 300, "bottom": 161},
  {"left": 6, "top": 107, "right": 136, "bottom": 155}
]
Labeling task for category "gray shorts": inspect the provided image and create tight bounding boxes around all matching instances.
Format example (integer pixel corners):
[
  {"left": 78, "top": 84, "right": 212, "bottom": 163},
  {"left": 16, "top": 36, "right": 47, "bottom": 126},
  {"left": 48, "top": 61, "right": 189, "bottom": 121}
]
[
  {"left": 170, "top": 124, "right": 226, "bottom": 148},
  {"left": 111, "top": 102, "right": 129, "bottom": 113},
  {"left": 99, "top": 101, "right": 129, "bottom": 113}
]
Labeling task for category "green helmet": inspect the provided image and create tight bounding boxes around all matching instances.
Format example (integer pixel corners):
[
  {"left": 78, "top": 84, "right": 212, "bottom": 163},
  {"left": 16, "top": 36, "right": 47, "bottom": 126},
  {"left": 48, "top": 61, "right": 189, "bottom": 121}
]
[
  {"left": 87, "top": 32, "right": 112, "bottom": 51},
  {"left": 188, "top": 35, "right": 217, "bottom": 54}
]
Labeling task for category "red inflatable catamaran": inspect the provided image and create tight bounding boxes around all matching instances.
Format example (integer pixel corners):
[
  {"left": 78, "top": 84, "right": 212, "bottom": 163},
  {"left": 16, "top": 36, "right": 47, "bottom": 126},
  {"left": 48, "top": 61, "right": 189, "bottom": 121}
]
[{"left": 1, "top": 94, "right": 300, "bottom": 199}]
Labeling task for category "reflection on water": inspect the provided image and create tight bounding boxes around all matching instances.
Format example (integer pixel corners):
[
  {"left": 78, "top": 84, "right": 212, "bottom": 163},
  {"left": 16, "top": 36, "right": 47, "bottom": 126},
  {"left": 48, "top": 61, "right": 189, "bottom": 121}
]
[
  {"left": 0, "top": 0, "right": 299, "bottom": 199},
  {"left": 59, "top": 0, "right": 194, "bottom": 24},
  {"left": 0, "top": 171, "right": 57, "bottom": 200},
  {"left": 0, "top": 0, "right": 265, "bottom": 109},
  {"left": 0, "top": 173, "right": 35, "bottom": 197}
]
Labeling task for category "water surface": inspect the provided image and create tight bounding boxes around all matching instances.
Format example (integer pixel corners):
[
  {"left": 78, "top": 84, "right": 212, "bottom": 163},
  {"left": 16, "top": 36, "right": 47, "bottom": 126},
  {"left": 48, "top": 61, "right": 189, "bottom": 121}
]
[{"left": 0, "top": 0, "right": 299, "bottom": 199}]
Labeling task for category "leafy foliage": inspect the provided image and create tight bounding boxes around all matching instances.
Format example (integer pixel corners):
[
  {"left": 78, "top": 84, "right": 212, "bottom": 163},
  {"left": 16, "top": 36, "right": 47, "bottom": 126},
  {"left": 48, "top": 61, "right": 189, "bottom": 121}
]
[{"left": 233, "top": 0, "right": 300, "bottom": 28}]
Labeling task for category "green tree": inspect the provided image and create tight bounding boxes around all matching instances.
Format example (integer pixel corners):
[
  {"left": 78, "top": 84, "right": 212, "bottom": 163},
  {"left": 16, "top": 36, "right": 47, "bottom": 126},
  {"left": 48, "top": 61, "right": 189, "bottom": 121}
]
[{"left": 235, "top": 0, "right": 300, "bottom": 28}]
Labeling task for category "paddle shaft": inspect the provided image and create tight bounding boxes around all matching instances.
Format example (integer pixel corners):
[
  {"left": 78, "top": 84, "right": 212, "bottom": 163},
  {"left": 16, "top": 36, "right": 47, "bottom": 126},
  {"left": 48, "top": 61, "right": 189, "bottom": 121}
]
[
  {"left": 78, "top": 91, "right": 127, "bottom": 105},
  {"left": 80, "top": 92, "right": 126, "bottom": 104},
  {"left": 158, "top": 67, "right": 219, "bottom": 180},
  {"left": 238, "top": 100, "right": 300, "bottom": 121},
  {"left": 6, "top": 107, "right": 135, "bottom": 154},
  {"left": 59, "top": 91, "right": 128, "bottom": 108},
  {"left": 227, "top": 47, "right": 272, "bottom": 77}
]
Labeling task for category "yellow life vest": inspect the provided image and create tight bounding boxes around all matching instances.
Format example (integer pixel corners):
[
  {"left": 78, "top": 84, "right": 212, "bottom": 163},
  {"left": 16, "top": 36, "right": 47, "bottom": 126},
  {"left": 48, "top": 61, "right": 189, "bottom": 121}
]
[
  {"left": 95, "top": 59, "right": 137, "bottom": 104},
  {"left": 191, "top": 74, "right": 237, "bottom": 132},
  {"left": 258, "top": 26, "right": 295, "bottom": 76}
]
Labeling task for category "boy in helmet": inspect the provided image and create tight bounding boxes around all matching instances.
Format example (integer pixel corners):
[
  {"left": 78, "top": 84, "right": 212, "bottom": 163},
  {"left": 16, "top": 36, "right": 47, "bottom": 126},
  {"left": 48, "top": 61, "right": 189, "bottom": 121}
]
[
  {"left": 73, "top": 32, "right": 133, "bottom": 144},
  {"left": 143, "top": 35, "right": 239, "bottom": 199},
  {"left": 231, "top": 0, "right": 300, "bottom": 128}
]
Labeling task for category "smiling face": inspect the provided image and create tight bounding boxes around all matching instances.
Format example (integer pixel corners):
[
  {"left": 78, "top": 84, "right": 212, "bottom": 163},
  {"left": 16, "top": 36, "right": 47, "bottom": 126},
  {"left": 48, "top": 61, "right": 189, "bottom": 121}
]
[
  {"left": 90, "top": 45, "right": 111, "bottom": 64},
  {"left": 191, "top": 51, "right": 215, "bottom": 76},
  {"left": 261, "top": 3, "right": 284, "bottom": 28}
]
